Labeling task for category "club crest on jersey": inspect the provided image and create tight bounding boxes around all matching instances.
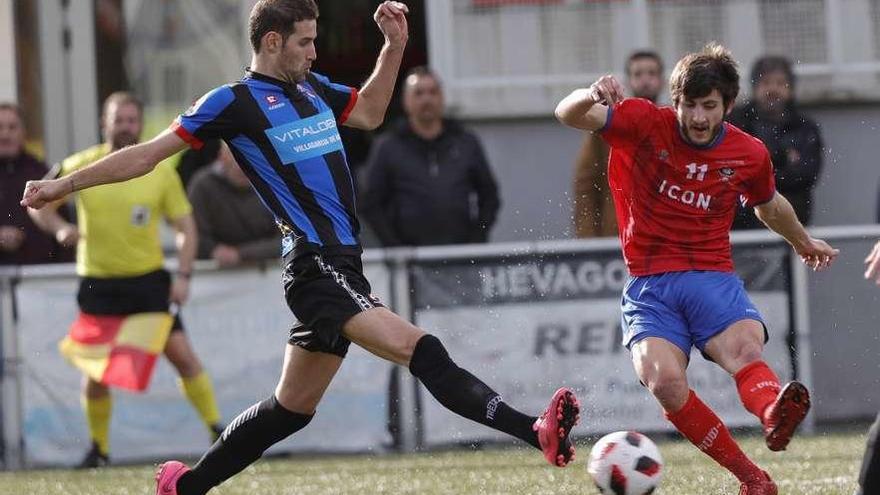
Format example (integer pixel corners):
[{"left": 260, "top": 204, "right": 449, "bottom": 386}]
[
  {"left": 719, "top": 167, "right": 735, "bottom": 182},
  {"left": 658, "top": 150, "right": 670, "bottom": 161}
]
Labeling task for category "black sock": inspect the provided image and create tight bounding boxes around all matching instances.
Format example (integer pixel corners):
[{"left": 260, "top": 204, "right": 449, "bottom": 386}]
[
  {"left": 177, "top": 396, "right": 313, "bottom": 495},
  {"left": 409, "top": 334, "right": 539, "bottom": 449},
  {"left": 859, "top": 413, "right": 880, "bottom": 495}
]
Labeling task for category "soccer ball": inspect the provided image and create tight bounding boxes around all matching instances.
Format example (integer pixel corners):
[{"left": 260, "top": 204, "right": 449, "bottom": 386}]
[{"left": 587, "top": 431, "right": 664, "bottom": 495}]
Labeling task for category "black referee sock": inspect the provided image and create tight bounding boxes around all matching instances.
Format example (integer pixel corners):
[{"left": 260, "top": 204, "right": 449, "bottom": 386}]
[
  {"left": 177, "top": 396, "right": 313, "bottom": 495},
  {"left": 409, "top": 334, "right": 540, "bottom": 449}
]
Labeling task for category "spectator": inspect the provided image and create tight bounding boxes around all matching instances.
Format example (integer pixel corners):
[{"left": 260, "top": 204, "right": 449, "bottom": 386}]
[
  {"left": 572, "top": 51, "right": 664, "bottom": 238},
  {"left": 729, "top": 56, "right": 823, "bottom": 229},
  {"left": 177, "top": 139, "right": 222, "bottom": 190},
  {"left": 362, "top": 66, "right": 500, "bottom": 246},
  {"left": 0, "top": 102, "right": 70, "bottom": 264},
  {"left": 188, "top": 142, "right": 279, "bottom": 266}
]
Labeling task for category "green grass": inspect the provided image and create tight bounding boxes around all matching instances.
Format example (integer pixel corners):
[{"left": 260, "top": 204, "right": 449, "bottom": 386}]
[{"left": 0, "top": 431, "right": 864, "bottom": 494}]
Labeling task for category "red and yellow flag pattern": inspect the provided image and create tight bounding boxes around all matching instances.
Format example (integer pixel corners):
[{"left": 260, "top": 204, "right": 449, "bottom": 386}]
[{"left": 59, "top": 312, "right": 173, "bottom": 392}]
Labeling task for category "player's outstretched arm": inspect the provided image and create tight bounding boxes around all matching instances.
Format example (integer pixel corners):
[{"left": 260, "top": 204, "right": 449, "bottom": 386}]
[
  {"left": 344, "top": 1, "right": 409, "bottom": 130},
  {"left": 21, "top": 129, "right": 187, "bottom": 209},
  {"left": 555, "top": 75, "right": 624, "bottom": 131},
  {"left": 755, "top": 192, "right": 839, "bottom": 271}
]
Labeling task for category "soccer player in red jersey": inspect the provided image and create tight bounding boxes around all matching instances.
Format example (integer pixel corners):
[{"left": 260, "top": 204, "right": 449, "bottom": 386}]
[{"left": 556, "top": 43, "right": 839, "bottom": 494}]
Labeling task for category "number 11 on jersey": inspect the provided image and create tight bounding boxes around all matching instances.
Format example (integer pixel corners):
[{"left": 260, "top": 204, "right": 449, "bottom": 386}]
[{"left": 686, "top": 163, "right": 708, "bottom": 181}]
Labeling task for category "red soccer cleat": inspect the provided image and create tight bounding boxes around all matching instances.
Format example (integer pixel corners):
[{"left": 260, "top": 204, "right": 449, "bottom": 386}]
[
  {"left": 155, "top": 460, "right": 191, "bottom": 495},
  {"left": 763, "top": 381, "right": 811, "bottom": 451},
  {"left": 533, "top": 387, "right": 581, "bottom": 467},
  {"left": 738, "top": 471, "right": 778, "bottom": 495}
]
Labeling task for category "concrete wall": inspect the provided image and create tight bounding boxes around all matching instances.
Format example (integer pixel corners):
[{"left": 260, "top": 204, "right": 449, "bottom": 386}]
[{"left": 469, "top": 103, "right": 880, "bottom": 243}]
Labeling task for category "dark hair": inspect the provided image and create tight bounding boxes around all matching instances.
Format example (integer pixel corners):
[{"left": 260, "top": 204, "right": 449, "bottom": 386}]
[
  {"left": 669, "top": 42, "right": 739, "bottom": 108},
  {"left": 249, "top": 0, "right": 319, "bottom": 53},
  {"left": 103, "top": 91, "right": 143, "bottom": 117},
  {"left": 0, "top": 102, "right": 24, "bottom": 123},
  {"left": 750, "top": 55, "right": 795, "bottom": 89},
  {"left": 625, "top": 50, "right": 663, "bottom": 76}
]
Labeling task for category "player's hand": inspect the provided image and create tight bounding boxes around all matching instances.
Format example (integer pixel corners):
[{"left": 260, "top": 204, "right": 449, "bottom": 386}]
[
  {"left": 375, "top": 1, "right": 409, "bottom": 49},
  {"left": 588, "top": 75, "right": 625, "bottom": 106},
  {"left": 212, "top": 244, "right": 241, "bottom": 268},
  {"left": 795, "top": 237, "right": 838, "bottom": 271},
  {"left": 21, "top": 178, "right": 72, "bottom": 209},
  {"left": 0, "top": 226, "right": 24, "bottom": 252},
  {"left": 170, "top": 277, "right": 190, "bottom": 305},
  {"left": 864, "top": 240, "right": 880, "bottom": 284}
]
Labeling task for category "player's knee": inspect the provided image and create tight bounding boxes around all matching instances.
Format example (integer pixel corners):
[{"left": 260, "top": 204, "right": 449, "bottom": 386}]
[
  {"left": 408, "top": 334, "right": 454, "bottom": 379},
  {"left": 391, "top": 336, "right": 422, "bottom": 365},
  {"left": 275, "top": 385, "right": 322, "bottom": 415},
  {"left": 734, "top": 341, "right": 764, "bottom": 367},
  {"left": 646, "top": 374, "right": 689, "bottom": 411}
]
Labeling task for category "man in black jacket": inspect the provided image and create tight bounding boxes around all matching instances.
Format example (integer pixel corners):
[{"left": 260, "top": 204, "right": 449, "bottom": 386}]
[
  {"left": 729, "top": 56, "right": 823, "bottom": 229},
  {"left": 0, "top": 102, "right": 71, "bottom": 264},
  {"left": 362, "top": 66, "right": 500, "bottom": 246}
]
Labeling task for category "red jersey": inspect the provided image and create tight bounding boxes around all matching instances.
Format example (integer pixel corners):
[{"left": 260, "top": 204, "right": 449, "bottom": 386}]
[{"left": 599, "top": 98, "right": 776, "bottom": 276}]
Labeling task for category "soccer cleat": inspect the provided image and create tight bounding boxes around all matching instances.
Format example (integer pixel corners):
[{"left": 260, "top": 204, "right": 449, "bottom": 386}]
[
  {"left": 738, "top": 471, "right": 778, "bottom": 495},
  {"left": 76, "top": 442, "right": 109, "bottom": 469},
  {"left": 155, "top": 461, "right": 191, "bottom": 495},
  {"left": 763, "top": 381, "right": 811, "bottom": 452},
  {"left": 533, "top": 387, "right": 580, "bottom": 467}
]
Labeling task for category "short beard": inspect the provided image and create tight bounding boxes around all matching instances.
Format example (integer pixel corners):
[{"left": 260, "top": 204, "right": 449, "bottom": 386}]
[{"left": 111, "top": 134, "right": 138, "bottom": 150}]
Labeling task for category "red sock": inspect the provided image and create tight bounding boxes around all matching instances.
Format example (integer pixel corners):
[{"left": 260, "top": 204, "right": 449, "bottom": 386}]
[
  {"left": 734, "top": 361, "right": 781, "bottom": 422},
  {"left": 666, "top": 390, "right": 763, "bottom": 483}
]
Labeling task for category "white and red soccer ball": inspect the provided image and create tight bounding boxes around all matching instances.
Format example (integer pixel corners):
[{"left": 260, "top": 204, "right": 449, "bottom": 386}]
[{"left": 587, "top": 431, "right": 664, "bottom": 495}]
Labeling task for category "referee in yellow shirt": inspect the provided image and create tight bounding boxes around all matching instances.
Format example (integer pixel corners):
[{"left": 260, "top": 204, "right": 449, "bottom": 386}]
[{"left": 29, "top": 92, "right": 222, "bottom": 468}]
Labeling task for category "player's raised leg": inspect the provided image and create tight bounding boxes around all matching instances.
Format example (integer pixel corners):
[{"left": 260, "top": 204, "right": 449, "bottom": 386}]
[
  {"left": 704, "top": 320, "right": 810, "bottom": 452},
  {"left": 343, "top": 306, "right": 580, "bottom": 467},
  {"left": 157, "top": 345, "right": 342, "bottom": 495},
  {"left": 632, "top": 337, "right": 775, "bottom": 494}
]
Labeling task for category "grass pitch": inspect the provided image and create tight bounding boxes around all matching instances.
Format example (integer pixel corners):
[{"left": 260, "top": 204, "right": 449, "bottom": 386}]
[{"left": 0, "top": 431, "right": 864, "bottom": 494}]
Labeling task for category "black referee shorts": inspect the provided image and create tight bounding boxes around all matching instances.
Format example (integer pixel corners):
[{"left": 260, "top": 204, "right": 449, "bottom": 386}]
[
  {"left": 77, "top": 269, "right": 184, "bottom": 332},
  {"left": 282, "top": 253, "right": 383, "bottom": 358}
]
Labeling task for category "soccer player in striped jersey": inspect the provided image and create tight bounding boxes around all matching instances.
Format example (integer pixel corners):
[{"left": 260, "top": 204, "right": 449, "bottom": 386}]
[{"left": 22, "top": 1, "right": 580, "bottom": 493}]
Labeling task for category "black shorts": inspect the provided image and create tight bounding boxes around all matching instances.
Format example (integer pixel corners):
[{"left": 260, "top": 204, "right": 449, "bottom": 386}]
[
  {"left": 283, "top": 253, "right": 383, "bottom": 358},
  {"left": 77, "top": 269, "right": 184, "bottom": 331}
]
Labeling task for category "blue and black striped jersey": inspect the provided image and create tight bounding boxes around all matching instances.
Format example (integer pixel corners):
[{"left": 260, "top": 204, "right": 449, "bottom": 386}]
[{"left": 172, "top": 69, "right": 361, "bottom": 259}]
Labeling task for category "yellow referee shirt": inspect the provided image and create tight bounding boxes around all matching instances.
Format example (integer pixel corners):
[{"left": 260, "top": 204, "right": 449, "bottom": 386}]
[{"left": 60, "top": 144, "right": 192, "bottom": 278}]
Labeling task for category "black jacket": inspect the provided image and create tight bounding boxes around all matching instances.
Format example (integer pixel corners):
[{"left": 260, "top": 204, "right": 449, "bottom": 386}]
[
  {"left": 361, "top": 119, "right": 500, "bottom": 247},
  {"left": 728, "top": 102, "right": 823, "bottom": 229},
  {"left": 0, "top": 152, "right": 72, "bottom": 264}
]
